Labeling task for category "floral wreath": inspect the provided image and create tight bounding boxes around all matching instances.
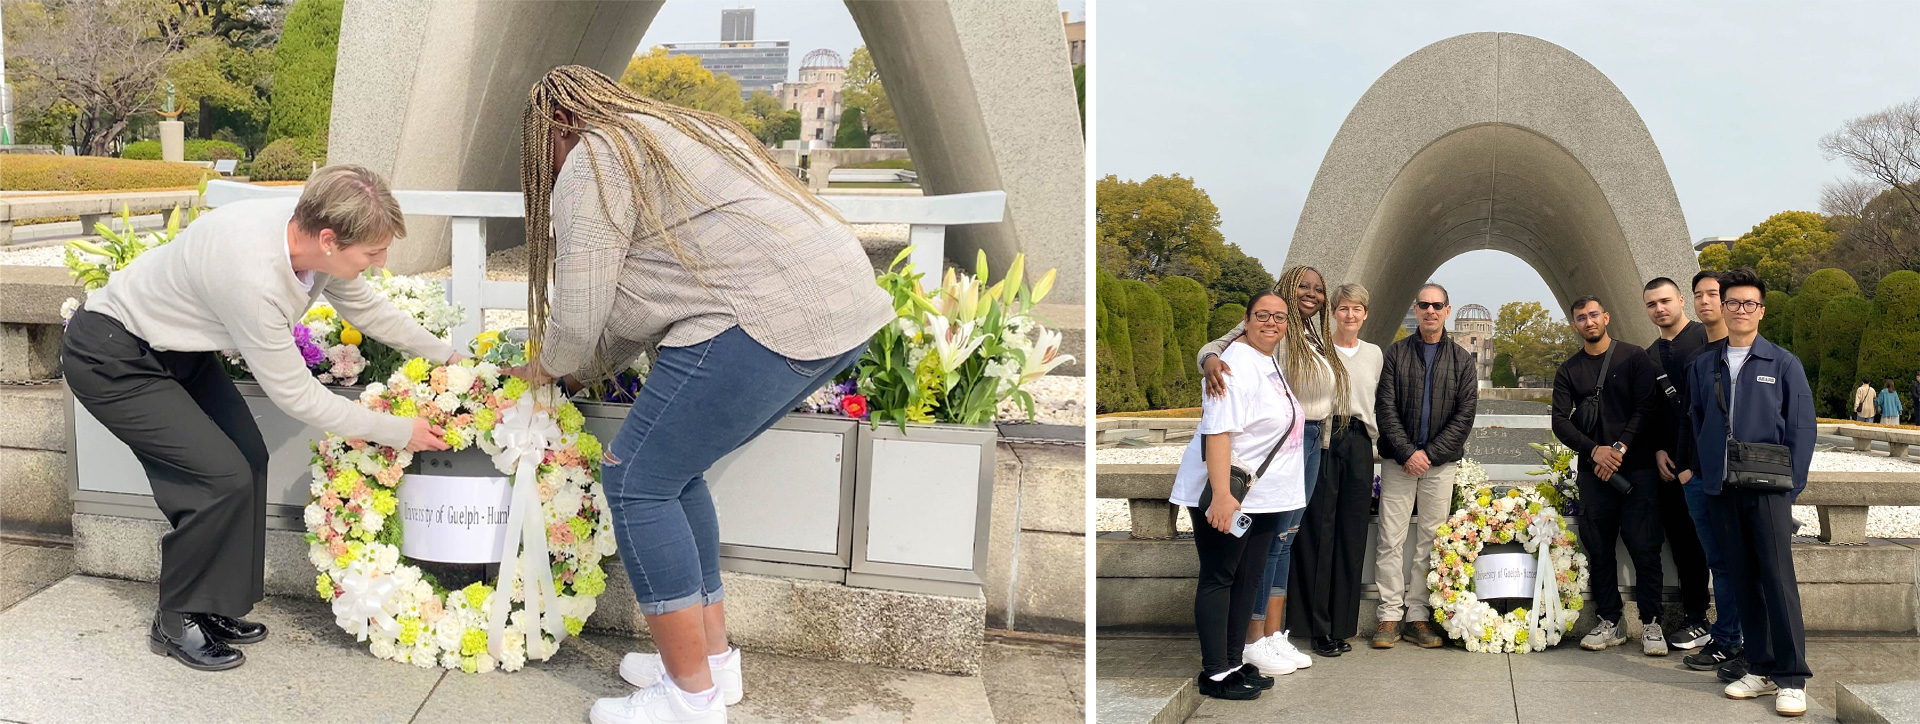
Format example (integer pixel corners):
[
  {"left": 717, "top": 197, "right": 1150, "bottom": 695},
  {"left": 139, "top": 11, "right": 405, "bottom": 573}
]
[
  {"left": 304, "top": 357, "right": 615, "bottom": 673},
  {"left": 1426, "top": 460, "right": 1589, "bottom": 653}
]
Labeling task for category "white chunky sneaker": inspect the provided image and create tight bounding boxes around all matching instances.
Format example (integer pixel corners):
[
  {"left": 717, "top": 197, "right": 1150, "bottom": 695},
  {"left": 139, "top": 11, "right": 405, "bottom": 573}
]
[
  {"left": 1263, "top": 632, "right": 1311, "bottom": 668},
  {"left": 1581, "top": 619, "right": 1627, "bottom": 651},
  {"left": 1241, "top": 637, "right": 1296, "bottom": 676},
  {"left": 1776, "top": 687, "right": 1806, "bottom": 717},
  {"left": 621, "top": 649, "right": 744, "bottom": 706},
  {"left": 1725, "top": 674, "right": 1780, "bottom": 700},
  {"left": 590, "top": 681, "right": 726, "bottom": 724},
  {"left": 1642, "top": 617, "right": 1669, "bottom": 657}
]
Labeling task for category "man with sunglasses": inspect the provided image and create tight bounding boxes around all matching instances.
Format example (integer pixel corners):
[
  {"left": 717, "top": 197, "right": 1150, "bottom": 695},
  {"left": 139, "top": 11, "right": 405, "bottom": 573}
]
[
  {"left": 1687, "top": 268, "right": 1814, "bottom": 717},
  {"left": 1370, "top": 283, "right": 1477, "bottom": 649},
  {"left": 1551, "top": 295, "right": 1665, "bottom": 656}
]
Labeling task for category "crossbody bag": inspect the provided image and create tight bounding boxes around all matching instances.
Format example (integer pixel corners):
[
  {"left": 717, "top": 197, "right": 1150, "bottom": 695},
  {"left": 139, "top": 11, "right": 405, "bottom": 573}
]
[{"left": 1715, "top": 362, "right": 1795, "bottom": 493}]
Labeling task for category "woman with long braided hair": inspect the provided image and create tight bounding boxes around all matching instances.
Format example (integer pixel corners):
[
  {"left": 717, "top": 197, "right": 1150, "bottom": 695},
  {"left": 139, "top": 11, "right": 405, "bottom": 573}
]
[
  {"left": 512, "top": 65, "right": 892, "bottom": 724},
  {"left": 1196, "top": 265, "right": 1350, "bottom": 663}
]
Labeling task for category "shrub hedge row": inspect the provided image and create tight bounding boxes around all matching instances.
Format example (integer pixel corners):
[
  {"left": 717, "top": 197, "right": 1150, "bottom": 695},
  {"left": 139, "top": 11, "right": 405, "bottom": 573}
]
[{"left": 0, "top": 155, "right": 211, "bottom": 192}]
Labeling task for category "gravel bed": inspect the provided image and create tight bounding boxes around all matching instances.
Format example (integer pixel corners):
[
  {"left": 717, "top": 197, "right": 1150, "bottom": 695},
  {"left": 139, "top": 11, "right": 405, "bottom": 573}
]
[
  {"left": 0, "top": 244, "right": 70, "bottom": 267},
  {"left": 998, "top": 374, "right": 1085, "bottom": 426}
]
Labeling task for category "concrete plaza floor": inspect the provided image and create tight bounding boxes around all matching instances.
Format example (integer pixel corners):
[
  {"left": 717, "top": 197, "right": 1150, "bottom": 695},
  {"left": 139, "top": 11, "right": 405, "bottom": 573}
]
[
  {"left": 1097, "top": 632, "right": 1920, "bottom": 723},
  {"left": 0, "top": 542, "right": 1084, "bottom": 724}
]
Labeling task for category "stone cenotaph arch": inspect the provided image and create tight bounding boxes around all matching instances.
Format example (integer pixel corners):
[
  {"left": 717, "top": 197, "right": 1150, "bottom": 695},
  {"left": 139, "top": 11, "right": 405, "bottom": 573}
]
[
  {"left": 1286, "top": 32, "right": 1697, "bottom": 345},
  {"left": 325, "top": 0, "right": 1085, "bottom": 303}
]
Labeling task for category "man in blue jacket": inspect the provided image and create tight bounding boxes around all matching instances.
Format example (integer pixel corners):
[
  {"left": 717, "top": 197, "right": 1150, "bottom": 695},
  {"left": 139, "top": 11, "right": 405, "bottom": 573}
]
[{"left": 1686, "top": 268, "right": 1815, "bottom": 717}]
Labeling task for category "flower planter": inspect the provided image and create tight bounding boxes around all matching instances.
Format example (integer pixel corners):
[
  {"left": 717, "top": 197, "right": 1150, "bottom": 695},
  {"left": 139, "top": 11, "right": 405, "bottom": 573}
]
[{"left": 847, "top": 421, "right": 997, "bottom": 597}]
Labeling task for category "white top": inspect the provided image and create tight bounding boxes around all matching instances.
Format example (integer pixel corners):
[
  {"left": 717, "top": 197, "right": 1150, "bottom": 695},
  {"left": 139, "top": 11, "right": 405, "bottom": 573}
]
[
  {"left": 1171, "top": 340, "right": 1308, "bottom": 514},
  {"left": 1726, "top": 344, "right": 1752, "bottom": 416},
  {"left": 85, "top": 198, "right": 458, "bottom": 447},
  {"left": 1334, "top": 339, "right": 1384, "bottom": 441},
  {"left": 283, "top": 236, "right": 315, "bottom": 293}
]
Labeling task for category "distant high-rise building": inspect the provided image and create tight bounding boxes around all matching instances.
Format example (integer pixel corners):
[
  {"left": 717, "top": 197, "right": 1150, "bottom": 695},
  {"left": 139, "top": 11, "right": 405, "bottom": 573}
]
[
  {"left": 661, "top": 8, "right": 789, "bottom": 99},
  {"left": 721, "top": 8, "right": 755, "bottom": 43}
]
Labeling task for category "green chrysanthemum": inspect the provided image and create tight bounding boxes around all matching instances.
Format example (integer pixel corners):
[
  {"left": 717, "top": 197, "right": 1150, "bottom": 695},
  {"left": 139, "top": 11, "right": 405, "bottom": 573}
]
[
  {"left": 403, "top": 357, "right": 431, "bottom": 382},
  {"left": 557, "top": 403, "right": 584, "bottom": 434},
  {"left": 442, "top": 427, "right": 466, "bottom": 448},
  {"left": 568, "top": 517, "right": 592, "bottom": 540},
  {"left": 392, "top": 398, "right": 417, "bottom": 418},
  {"left": 573, "top": 565, "right": 607, "bottom": 598},
  {"left": 475, "top": 408, "right": 497, "bottom": 431},
  {"left": 398, "top": 616, "right": 423, "bottom": 646},
  {"left": 460, "top": 627, "right": 487, "bottom": 656},
  {"left": 371, "top": 488, "right": 398, "bottom": 516},
  {"left": 462, "top": 582, "right": 494, "bottom": 609},
  {"left": 501, "top": 376, "right": 529, "bottom": 402},
  {"left": 316, "top": 572, "right": 334, "bottom": 600},
  {"left": 564, "top": 616, "right": 585, "bottom": 636},
  {"left": 575, "top": 432, "right": 602, "bottom": 464},
  {"left": 330, "top": 468, "right": 363, "bottom": 496}
]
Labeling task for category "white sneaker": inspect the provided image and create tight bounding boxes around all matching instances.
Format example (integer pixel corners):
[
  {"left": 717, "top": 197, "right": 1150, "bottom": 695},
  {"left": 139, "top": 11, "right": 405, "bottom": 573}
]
[
  {"left": 1776, "top": 687, "right": 1805, "bottom": 717},
  {"left": 621, "top": 649, "right": 744, "bottom": 706},
  {"left": 1241, "top": 638, "right": 1296, "bottom": 676},
  {"left": 1262, "top": 631, "right": 1312, "bottom": 668},
  {"left": 1725, "top": 674, "right": 1780, "bottom": 700},
  {"left": 590, "top": 681, "right": 726, "bottom": 724}
]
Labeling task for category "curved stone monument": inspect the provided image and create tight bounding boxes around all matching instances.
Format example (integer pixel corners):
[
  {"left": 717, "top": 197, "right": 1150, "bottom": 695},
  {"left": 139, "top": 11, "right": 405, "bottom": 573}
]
[
  {"left": 325, "top": 0, "right": 1084, "bottom": 303},
  {"left": 1288, "top": 32, "right": 1697, "bottom": 344}
]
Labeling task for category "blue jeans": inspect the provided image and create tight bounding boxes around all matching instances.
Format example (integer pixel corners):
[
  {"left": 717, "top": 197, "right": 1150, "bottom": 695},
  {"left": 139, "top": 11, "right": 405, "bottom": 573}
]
[
  {"left": 1683, "top": 477, "right": 1743, "bottom": 647},
  {"left": 1253, "top": 419, "right": 1321, "bottom": 620},
  {"left": 600, "top": 327, "right": 867, "bottom": 616}
]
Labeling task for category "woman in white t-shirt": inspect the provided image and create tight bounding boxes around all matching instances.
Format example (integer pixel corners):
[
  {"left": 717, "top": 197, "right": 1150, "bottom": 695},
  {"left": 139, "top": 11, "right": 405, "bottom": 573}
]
[{"left": 1169, "top": 291, "right": 1307, "bottom": 700}]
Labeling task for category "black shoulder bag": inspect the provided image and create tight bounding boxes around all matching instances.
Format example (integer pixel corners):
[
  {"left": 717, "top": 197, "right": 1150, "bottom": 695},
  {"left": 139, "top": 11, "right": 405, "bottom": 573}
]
[
  {"left": 1570, "top": 342, "right": 1614, "bottom": 436},
  {"left": 1716, "top": 362, "right": 1795, "bottom": 493},
  {"left": 1198, "top": 357, "right": 1301, "bottom": 512}
]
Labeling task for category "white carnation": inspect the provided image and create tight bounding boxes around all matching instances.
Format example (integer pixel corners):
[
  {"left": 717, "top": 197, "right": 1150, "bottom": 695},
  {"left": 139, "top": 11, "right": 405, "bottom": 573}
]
[
  {"left": 443, "top": 365, "right": 475, "bottom": 395},
  {"left": 440, "top": 651, "right": 461, "bottom": 670},
  {"left": 435, "top": 392, "right": 462, "bottom": 414},
  {"left": 595, "top": 529, "right": 618, "bottom": 556},
  {"left": 475, "top": 362, "right": 500, "bottom": 384},
  {"left": 373, "top": 543, "right": 400, "bottom": 571},
  {"left": 308, "top": 543, "right": 334, "bottom": 570},
  {"left": 434, "top": 623, "right": 463, "bottom": 652},
  {"left": 369, "top": 637, "right": 397, "bottom": 660},
  {"left": 413, "top": 644, "right": 439, "bottom": 668},
  {"left": 303, "top": 504, "right": 325, "bottom": 530}
]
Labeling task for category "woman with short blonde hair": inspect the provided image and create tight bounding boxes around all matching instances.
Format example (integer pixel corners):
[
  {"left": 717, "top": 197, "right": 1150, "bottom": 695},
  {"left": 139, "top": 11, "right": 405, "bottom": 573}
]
[{"left": 63, "top": 164, "right": 460, "bottom": 672}]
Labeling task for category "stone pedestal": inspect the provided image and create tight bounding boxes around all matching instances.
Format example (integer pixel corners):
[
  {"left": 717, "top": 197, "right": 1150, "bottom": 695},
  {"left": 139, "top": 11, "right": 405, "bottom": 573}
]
[{"left": 159, "top": 121, "right": 185, "bottom": 162}]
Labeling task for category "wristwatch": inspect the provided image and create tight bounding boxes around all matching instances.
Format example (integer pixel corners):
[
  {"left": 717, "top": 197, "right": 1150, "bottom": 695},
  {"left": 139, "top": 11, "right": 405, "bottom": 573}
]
[{"left": 1611, "top": 442, "right": 1627, "bottom": 455}]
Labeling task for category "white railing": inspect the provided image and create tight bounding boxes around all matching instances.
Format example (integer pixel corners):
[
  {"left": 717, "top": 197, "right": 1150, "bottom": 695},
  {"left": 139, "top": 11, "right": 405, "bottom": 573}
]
[{"left": 203, "top": 180, "right": 1005, "bottom": 345}]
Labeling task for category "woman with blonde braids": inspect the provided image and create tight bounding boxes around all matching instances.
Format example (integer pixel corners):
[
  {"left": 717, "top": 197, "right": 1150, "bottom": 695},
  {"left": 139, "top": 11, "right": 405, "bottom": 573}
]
[
  {"left": 1196, "top": 265, "right": 1349, "bottom": 665},
  {"left": 509, "top": 66, "right": 892, "bottom": 724}
]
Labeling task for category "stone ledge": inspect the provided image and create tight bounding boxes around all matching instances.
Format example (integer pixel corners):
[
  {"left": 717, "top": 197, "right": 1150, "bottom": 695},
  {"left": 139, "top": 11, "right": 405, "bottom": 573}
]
[
  {"left": 1095, "top": 463, "right": 1180, "bottom": 499},
  {"left": 1837, "top": 680, "right": 1920, "bottom": 724},
  {"left": 0, "top": 265, "right": 83, "bottom": 325},
  {"left": 0, "top": 383, "right": 67, "bottom": 451},
  {"left": 73, "top": 513, "right": 985, "bottom": 675},
  {"left": 0, "top": 448, "right": 73, "bottom": 540},
  {"left": 1096, "top": 677, "right": 1198, "bottom": 724}
]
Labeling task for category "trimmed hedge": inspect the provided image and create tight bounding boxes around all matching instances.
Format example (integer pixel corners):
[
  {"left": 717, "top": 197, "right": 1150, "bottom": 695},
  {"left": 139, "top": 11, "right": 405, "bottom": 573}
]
[
  {"left": 1814, "top": 294, "right": 1873, "bottom": 418},
  {"left": 1095, "top": 270, "right": 1145, "bottom": 413},
  {"left": 1120, "top": 279, "right": 1173, "bottom": 409},
  {"left": 0, "top": 155, "right": 211, "bottom": 192},
  {"left": 1209, "top": 303, "right": 1246, "bottom": 340},
  {"left": 842, "top": 158, "right": 914, "bottom": 170},
  {"left": 1857, "top": 270, "right": 1920, "bottom": 420},
  {"left": 1157, "top": 276, "right": 1209, "bottom": 411},
  {"left": 1759, "top": 290, "right": 1794, "bottom": 348},
  {"left": 1492, "top": 352, "right": 1519, "bottom": 388},
  {"left": 250, "top": 137, "right": 327, "bottom": 181},
  {"left": 269, "top": 0, "right": 344, "bottom": 143},
  {"left": 121, "top": 138, "right": 245, "bottom": 162},
  {"left": 1789, "top": 268, "right": 1858, "bottom": 388}
]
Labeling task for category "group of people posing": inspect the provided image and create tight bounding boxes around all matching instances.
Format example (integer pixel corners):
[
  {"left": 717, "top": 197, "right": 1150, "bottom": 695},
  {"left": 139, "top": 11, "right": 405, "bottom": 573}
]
[{"left": 1172, "top": 266, "right": 1819, "bottom": 718}]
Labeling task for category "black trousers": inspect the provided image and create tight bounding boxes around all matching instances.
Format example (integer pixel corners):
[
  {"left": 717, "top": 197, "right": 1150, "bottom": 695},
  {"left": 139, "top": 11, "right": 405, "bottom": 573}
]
[
  {"left": 1286, "top": 419, "right": 1373, "bottom": 640},
  {"left": 1657, "top": 475, "right": 1711, "bottom": 625},
  {"left": 1577, "top": 466, "right": 1665, "bottom": 624},
  {"left": 63, "top": 309, "right": 269, "bottom": 617},
  {"left": 1190, "top": 508, "right": 1279, "bottom": 677},
  {"left": 1708, "top": 487, "right": 1811, "bottom": 689}
]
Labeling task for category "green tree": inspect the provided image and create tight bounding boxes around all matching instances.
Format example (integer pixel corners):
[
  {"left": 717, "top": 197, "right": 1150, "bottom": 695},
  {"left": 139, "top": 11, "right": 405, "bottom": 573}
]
[
  {"left": 619, "top": 47, "right": 745, "bottom": 119},
  {"left": 1759, "top": 290, "right": 1795, "bottom": 347},
  {"left": 169, "top": 36, "right": 272, "bottom": 148},
  {"left": 1208, "top": 303, "right": 1247, "bottom": 340},
  {"left": 1096, "top": 173, "right": 1227, "bottom": 284},
  {"left": 842, "top": 46, "right": 896, "bottom": 136},
  {"left": 1158, "top": 275, "right": 1209, "bottom": 409},
  {"left": 1856, "top": 270, "right": 1920, "bottom": 420},
  {"left": 1207, "top": 242, "right": 1274, "bottom": 309},
  {"left": 1814, "top": 295, "right": 1874, "bottom": 418},
  {"left": 1491, "top": 352, "right": 1519, "bottom": 388},
  {"left": 1095, "top": 271, "right": 1144, "bottom": 413},
  {"left": 1492, "top": 301, "right": 1580, "bottom": 383},
  {"left": 1117, "top": 279, "right": 1174, "bottom": 408},
  {"left": 5, "top": 0, "right": 198, "bottom": 155},
  {"left": 741, "top": 91, "right": 798, "bottom": 146},
  {"left": 1704, "top": 211, "right": 1837, "bottom": 293},
  {"left": 834, "top": 107, "right": 868, "bottom": 149},
  {"left": 1789, "top": 268, "right": 1859, "bottom": 387},
  {"left": 267, "top": 0, "right": 342, "bottom": 143}
]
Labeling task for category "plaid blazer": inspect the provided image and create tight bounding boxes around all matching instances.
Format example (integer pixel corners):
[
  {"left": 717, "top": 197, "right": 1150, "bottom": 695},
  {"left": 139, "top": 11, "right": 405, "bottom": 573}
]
[{"left": 539, "top": 115, "right": 894, "bottom": 381}]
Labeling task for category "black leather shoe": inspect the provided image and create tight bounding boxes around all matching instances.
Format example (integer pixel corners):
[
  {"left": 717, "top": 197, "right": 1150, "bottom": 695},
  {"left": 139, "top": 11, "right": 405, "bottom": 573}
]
[
  {"left": 1312, "top": 635, "right": 1344, "bottom": 657},
  {"left": 1336, "top": 638, "right": 1353, "bottom": 653},
  {"left": 150, "top": 611, "right": 244, "bottom": 671},
  {"left": 1196, "top": 669, "right": 1262, "bottom": 700},
  {"left": 1236, "top": 663, "right": 1274, "bottom": 690},
  {"left": 197, "top": 613, "right": 267, "bottom": 644}
]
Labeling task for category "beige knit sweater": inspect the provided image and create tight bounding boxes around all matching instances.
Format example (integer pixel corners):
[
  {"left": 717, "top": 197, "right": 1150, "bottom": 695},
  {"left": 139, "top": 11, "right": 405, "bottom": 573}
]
[{"left": 86, "top": 198, "right": 457, "bottom": 447}]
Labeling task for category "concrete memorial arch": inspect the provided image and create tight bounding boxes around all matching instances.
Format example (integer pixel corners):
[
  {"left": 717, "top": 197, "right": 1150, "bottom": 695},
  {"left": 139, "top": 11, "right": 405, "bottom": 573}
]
[
  {"left": 1285, "top": 32, "right": 1697, "bottom": 345},
  {"left": 325, "top": 0, "right": 1085, "bottom": 303}
]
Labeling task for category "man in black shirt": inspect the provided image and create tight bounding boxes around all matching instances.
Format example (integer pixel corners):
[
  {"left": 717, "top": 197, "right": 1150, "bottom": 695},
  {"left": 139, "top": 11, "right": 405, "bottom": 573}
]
[
  {"left": 1550, "top": 295, "right": 1666, "bottom": 656},
  {"left": 1641, "top": 278, "right": 1714, "bottom": 653}
]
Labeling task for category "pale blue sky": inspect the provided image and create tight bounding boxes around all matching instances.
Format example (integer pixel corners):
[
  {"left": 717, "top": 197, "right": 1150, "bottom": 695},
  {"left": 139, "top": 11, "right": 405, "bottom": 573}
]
[
  {"left": 640, "top": 1, "right": 1084, "bottom": 79},
  {"left": 1096, "top": 0, "right": 1920, "bottom": 320}
]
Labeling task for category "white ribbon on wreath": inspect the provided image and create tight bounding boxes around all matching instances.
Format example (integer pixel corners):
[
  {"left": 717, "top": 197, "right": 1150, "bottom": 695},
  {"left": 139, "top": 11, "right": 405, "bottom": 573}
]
[
  {"left": 486, "top": 389, "right": 568, "bottom": 661},
  {"left": 332, "top": 560, "right": 402, "bottom": 641},
  {"left": 1521, "top": 506, "right": 1562, "bottom": 652}
]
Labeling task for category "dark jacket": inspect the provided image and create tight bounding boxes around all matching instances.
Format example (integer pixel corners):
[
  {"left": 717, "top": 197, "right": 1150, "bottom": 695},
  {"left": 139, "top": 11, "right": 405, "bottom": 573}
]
[
  {"left": 1550, "top": 338, "right": 1660, "bottom": 476},
  {"left": 1648, "top": 323, "right": 1709, "bottom": 476},
  {"left": 1686, "top": 335, "right": 1816, "bottom": 498},
  {"left": 1374, "top": 330, "right": 1478, "bottom": 466}
]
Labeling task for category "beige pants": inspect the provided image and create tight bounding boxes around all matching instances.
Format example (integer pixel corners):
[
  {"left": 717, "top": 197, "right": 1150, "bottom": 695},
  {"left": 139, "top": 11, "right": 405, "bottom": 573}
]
[{"left": 1373, "top": 461, "right": 1457, "bottom": 623}]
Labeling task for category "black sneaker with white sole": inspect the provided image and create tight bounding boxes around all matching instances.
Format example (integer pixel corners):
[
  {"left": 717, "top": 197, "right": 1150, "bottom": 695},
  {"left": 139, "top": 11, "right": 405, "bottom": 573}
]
[
  {"left": 1684, "top": 641, "right": 1739, "bottom": 671},
  {"left": 1716, "top": 654, "right": 1750, "bottom": 683},
  {"left": 1668, "top": 622, "right": 1711, "bottom": 650}
]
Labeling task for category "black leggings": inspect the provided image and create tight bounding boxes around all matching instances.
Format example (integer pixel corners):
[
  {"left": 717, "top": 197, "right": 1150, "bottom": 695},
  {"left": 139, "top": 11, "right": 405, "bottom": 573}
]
[{"left": 1190, "top": 507, "right": 1279, "bottom": 676}]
